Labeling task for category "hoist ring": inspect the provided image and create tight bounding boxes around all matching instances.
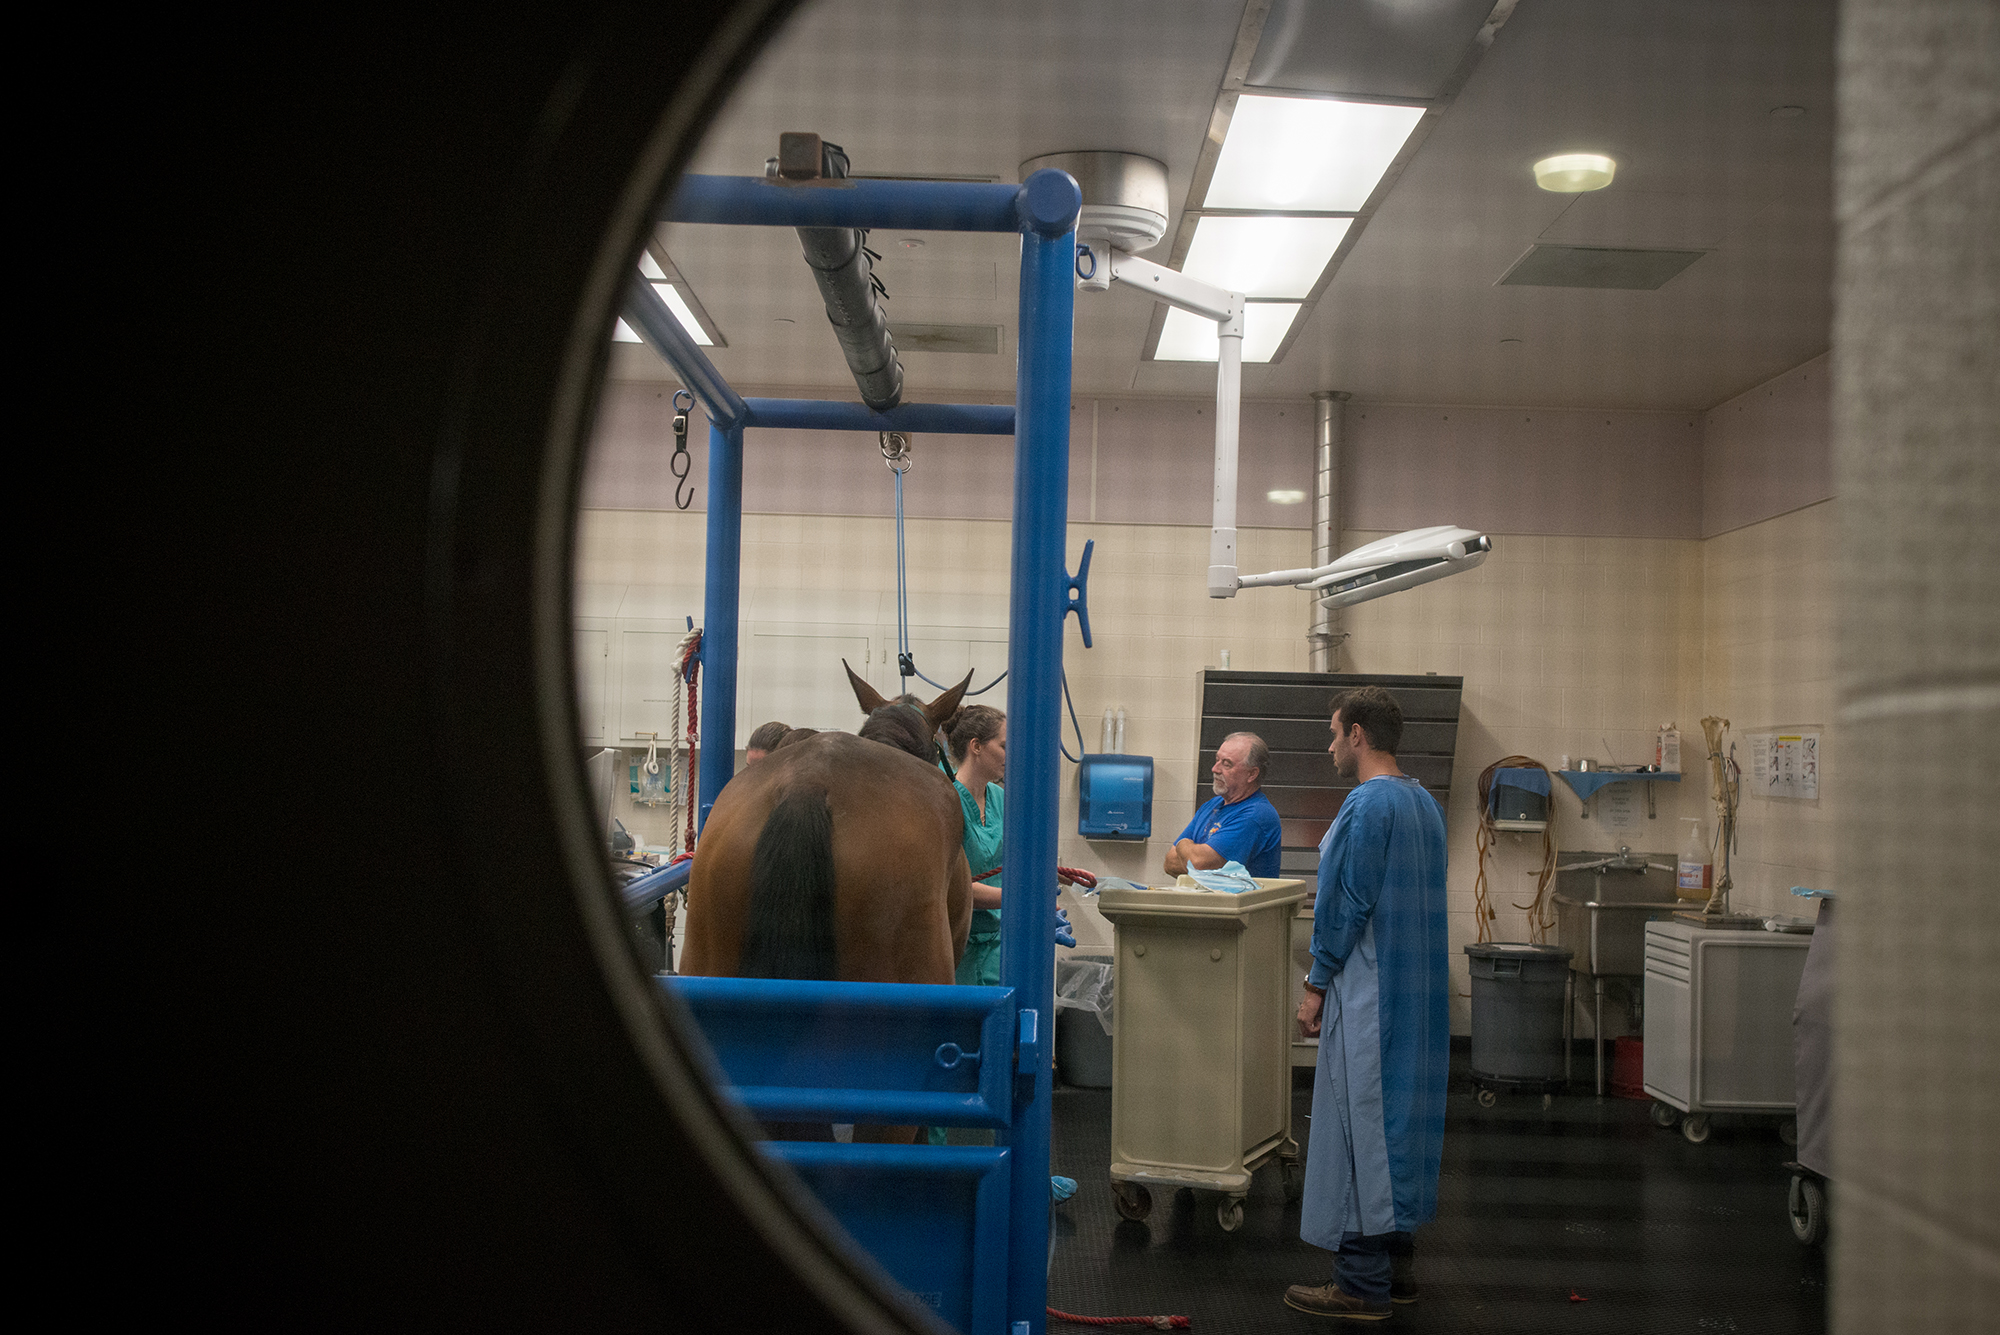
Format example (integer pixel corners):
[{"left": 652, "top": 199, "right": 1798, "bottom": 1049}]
[
  {"left": 672, "top": 389, "right": 694, "bottom": 414},
  {"left": 1075, "top": 244, "right": 1098, "bottom": 281},
  {"left": 880, "top": 430, "right": 913, "bottom": 474}
]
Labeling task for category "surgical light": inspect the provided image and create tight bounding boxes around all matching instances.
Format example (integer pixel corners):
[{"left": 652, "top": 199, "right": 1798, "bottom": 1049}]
[
  {"left": 1180, "top": 216, "right": 1353, "bottom": 299},
  {"left": 1155, "top": 303, "right": 1299, "bottom": 363},
  {"left": 1532, "top": 153, "right": 1617, "bottom": 193},
  {"left": 654, "top": 281, "right": 714, "bottom": 346},
  {"left": 1203, "top": 96, "right": 1426, "bottom": 212}
]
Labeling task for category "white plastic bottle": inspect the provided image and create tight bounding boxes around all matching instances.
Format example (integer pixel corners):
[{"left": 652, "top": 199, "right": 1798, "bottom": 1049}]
[
  {"left": 1114, "top": 707, "right": 1127, "bottom": 753},
  {"left": 1101, "top": 708, "right": 1115, "bottom": 754},
  {"left": 1677, "top": 817, "right": 1712, "bottom": 897},
  {"left": 1657, "top": 723, "right": 1682, "bottom": 774}
]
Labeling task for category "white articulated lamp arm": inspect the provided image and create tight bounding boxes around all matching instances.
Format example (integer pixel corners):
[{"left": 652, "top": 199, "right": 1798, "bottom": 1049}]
[
  {"left": 1106, "top": 252, "right": 1242, "bottom": 328},
  {"left": 1106, "top": 251, "right": 1247, "bottom": 597},
  {"left": 1100, "top": 253, "right": 1488, "bottom": 613}
]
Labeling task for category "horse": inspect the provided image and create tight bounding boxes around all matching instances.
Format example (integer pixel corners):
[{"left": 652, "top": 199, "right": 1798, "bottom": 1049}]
[{"left": 680, "top": 669, "right": 976, "bottom": 1143}]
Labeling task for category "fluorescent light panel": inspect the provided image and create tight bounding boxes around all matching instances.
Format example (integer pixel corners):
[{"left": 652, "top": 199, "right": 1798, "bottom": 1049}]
[
  {"left": 1155, "top": 303, "right": 1300, "bottom": 363},
  {"left": 1181, "top": 216, "right": 1353, "bottom": 298},
  {"left": 653, "top": 281, "right": 713, "bottom": 346},
  {"left": 1204, "top": 96, "right": 1425, "bottom": 212},
  {"left": 612, "top": 318, "right": 642, "bottom": 343}
]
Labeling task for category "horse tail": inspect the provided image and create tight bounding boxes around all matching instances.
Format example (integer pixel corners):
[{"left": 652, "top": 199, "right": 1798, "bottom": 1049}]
[{"left": 739, "top": 786, "right": 838, "bottom": 980}]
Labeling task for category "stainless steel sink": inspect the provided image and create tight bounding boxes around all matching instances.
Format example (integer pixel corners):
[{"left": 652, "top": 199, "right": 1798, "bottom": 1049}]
[
  {"left": 1552, "top": 851, "right": 1687, "bottom": 1094},
  {"left": 1554, "top": 867, "right": 1684, "bottom": 977}
]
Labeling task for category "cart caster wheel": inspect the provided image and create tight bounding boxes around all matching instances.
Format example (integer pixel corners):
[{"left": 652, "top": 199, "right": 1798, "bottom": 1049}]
[
  {"left": 1281, "top": 1159, "right": 1304, "bottom": 1203},
  {"left": 1779, "top": 1118, "right": 1798, "bottom": 1147},
  {"left": 1788, "top": 1174, "right": 1827, "bottom": 1245},
  {"left": 1476, "top": 1088, "right": 1498, "bottom": 1108},
  {"left": 1217, "top": 1197, "right": 1245, "bottom": 1232},
  {"left": 1650, "top": 1101, "right": 1680, "bottom": 1129},
  {"left": 1542, "top": 1093, "right": 1554, "bottom": 1111},
  {"left": 1681, "top": 1113, "right": 1712, "bottom": 1144},
  {"left": 1112, "top": 1184, "right": 1152, "bottom": 1222}
]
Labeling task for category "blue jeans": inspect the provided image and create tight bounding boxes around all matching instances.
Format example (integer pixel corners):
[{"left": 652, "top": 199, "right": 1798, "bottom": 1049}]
[{"left": 1334, "top": 1230, "right": 1411, "bottom": 1302}]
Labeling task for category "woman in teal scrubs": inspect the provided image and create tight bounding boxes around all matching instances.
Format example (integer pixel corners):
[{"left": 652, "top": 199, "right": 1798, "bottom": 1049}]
[
  {"left": 945, "top": 704, "right": 1007, "bottom": 987},
  {"left": 933, "top": 703, "right": 1078, "bottom": 1202}
]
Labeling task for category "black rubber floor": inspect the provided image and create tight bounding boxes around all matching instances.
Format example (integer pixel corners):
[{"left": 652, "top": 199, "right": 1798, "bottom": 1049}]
[{"left": 1048, "top": 1047, "right": 1826, "bottom": 1334}]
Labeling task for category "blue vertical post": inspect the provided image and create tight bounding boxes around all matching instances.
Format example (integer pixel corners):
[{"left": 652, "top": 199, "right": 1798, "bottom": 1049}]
[
  {"left": 697, "top": 417, "right": 744, "bottom": 825},
  {"left": 1000, "top": 169, "right": 1080, "bottom": 1335}
]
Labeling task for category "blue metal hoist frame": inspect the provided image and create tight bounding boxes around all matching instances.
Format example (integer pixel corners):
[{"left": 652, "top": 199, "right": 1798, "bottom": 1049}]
[{"left": 622, "top": 168, "right": 1084, "bottom": 1335}]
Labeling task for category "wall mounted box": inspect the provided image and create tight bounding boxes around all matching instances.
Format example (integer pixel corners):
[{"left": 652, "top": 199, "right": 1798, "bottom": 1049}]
[
  {"left": 1078, "top": 754, "right": 1153, "bottom": 840},
  {"left": 1489, "top": 767, "right": 1551, "bottom": 823}
]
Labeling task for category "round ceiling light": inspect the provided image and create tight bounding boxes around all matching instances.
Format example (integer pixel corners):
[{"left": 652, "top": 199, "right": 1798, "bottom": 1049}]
[{"left": 1532, "top": 153, "right": 1617, "bottom": 193}]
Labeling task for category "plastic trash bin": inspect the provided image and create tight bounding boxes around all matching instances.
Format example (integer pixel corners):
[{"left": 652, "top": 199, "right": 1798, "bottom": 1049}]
[
  {"left": 1055, "top": 954, "right": 1115, "bottom": 1088},
  {"left": 1465, "top": 942, "right": 1574, "bottom": 1107},
  {"left": 1096, "top": 876, "right": 1309, "bottom": 1232}
]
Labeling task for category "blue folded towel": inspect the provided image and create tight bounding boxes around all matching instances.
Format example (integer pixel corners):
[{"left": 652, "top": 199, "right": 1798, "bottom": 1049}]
[{"left": 1187, "top": 861, "right": 1259, "bottom": 894}]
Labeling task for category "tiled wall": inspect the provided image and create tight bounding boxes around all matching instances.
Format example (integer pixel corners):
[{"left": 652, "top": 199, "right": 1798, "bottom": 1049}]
[
  {"left": 575, "top": 504, "right": 1314, "bottom": 920},
  {"left": 1338, "top": 529, "right": 1710, "bottom": 1028},
  {"left": 1331, "top": 506, "right": 1837, "bottom": 1028},
  {"left": 1699, "top": 501, "right": 1838, "bottom": 917},
  {"left": 581, "top": 360, "right": 1837, "bottom": 1032}
]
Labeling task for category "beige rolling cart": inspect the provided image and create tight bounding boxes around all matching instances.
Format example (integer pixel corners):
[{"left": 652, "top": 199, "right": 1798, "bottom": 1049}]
[{"left": 1096, "top": 876, "right": 1310, "bottom": 1232}]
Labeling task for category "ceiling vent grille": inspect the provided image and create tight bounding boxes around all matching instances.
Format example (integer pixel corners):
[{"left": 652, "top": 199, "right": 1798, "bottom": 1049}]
[
  {"left": 1497, "top": 244, "right": 1706, "bottom": 290},
  {"left": 888, "top": 323, "right": 1001, "bottom": 355}
]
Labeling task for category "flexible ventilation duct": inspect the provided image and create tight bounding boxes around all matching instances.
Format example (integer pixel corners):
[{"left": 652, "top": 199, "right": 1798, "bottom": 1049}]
[{"left": 782, "top": 134, "right": 903, "bottom": 411}]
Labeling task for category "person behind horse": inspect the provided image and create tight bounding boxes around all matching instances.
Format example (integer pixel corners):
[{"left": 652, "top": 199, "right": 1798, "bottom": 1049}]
[
  {"left": 744, "top": 719, "right": 790, "bottom": 764},
  {"left": 1164, "top": 731, "right": 1282, "bottom": 879},
  {"left": 943, "top": 705, "right": 1007, "bottom": 987}
]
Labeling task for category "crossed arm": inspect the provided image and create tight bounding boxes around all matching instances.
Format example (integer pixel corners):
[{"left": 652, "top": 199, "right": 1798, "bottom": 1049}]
[{"left": 1162, "top": 837, "right": 1228, "bottom": 876}]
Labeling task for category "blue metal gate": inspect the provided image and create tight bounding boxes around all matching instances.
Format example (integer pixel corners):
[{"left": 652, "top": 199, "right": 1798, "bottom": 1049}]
[{"left": 624, "top": 168, "right": 1082, "bottom": 1335}]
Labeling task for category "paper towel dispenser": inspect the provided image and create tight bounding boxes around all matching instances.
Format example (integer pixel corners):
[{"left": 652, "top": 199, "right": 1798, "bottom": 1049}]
[{"left": 1078, "top": 754, "right": 1153, "bottom": 840}]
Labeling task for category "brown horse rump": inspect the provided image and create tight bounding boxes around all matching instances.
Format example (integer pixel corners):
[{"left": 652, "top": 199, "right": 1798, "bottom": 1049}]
[{"left": 680, "top": 729, "right": 973, "bottom": 985}]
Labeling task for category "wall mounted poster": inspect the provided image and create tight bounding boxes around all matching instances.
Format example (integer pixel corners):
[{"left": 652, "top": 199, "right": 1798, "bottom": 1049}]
[{"left": 1749, "top": 729, "right": 1820, "bottom": 801}]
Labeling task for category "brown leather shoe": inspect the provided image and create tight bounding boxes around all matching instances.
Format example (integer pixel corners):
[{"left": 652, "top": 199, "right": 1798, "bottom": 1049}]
[
  {"left": 1283, "top": 1283, "right": 1393, "bottom": 1321},
  {"left": 1390, "top": 1254, "right": 1418, "bottom": 1304}
]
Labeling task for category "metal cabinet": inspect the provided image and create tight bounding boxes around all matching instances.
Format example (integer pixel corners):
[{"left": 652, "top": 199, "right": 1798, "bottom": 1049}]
[{"left": 1643, "top": 919, "right": 1812, "bottom": 1142}]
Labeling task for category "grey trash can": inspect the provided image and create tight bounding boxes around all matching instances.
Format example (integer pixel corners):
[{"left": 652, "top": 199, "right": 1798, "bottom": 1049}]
[
  {"left": 1055, "top": 954, "right": 1114, "bottom": 1088},
  {"left": 1465, "top": 942, "right": 1574, "bottom": 1104}
]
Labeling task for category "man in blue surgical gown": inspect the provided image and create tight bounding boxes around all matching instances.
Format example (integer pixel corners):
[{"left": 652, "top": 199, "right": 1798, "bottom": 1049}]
[{"left": 1286, "top": 686, "right": 1449, "bottom": 1321}]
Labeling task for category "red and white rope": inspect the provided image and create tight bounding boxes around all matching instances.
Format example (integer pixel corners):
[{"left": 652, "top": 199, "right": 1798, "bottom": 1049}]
[{"left": 1047, "top": 1308, "right": 1189, "bottom": 1330}]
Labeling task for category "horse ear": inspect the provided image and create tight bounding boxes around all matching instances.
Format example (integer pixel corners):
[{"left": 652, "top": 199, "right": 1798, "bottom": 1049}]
[
  {"left": 923, "top": 670, "right": 975, "bottom": 734},
  {"left": 844, "top": 659, "right": 892, "bottom": 716}
]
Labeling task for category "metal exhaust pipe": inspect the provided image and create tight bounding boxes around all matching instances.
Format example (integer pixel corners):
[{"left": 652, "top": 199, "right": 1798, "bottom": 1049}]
[{"left": 1309, "top": 391, "right": 1350, "bottom": 671}]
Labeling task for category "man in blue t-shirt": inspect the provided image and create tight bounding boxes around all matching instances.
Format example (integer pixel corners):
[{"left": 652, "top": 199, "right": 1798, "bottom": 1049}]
[{"left": 1165, "top": 731, "right": 1283, "bottom": 879}]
